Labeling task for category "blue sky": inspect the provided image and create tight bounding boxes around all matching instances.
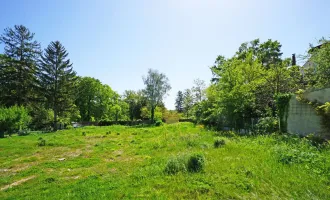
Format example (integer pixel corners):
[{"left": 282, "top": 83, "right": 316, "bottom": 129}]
[{"left": 0, "top": 0, "right": 329, "bottom": 109}]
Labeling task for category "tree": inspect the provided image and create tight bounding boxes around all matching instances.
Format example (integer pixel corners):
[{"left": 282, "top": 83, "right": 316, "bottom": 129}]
[
  {"left": 122, "top": 90, "right": 147, "bottom": 121},
  {"left": 308, "top": 40, "right": 330, "bottom": 88},
  {"left": 183, "top": 89, "right": 194, "bottom": 118},
  {"left": 192, "top": 79, "right": 206, "bottom": 103},
  {"left": 142, "top": 69, "right": 171, "bottom": 122},
  {"left": 175, "top": 91, "right": 184, "bottom": 113},
  {"left": 0, "top": 25, "right": 41, "bottom": 106},
  {"left": 236, "top": 39, "right": 283, "bottom": 69},
  {"left": 38, "top": 41, "right": 77, "bottom": 131}
]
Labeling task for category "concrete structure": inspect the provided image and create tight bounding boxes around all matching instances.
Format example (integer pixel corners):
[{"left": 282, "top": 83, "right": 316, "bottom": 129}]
[{"left": 287, "top": 88, "right": 330, "bottom": 136}]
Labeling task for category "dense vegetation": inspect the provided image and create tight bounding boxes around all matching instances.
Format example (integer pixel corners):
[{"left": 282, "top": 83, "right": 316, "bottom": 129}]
[
  {"left": 1, "top": 24, "right": 329, "bottom": 136},
  {"left": 1, "top": 123, "right": 330, "bottom": 199}
]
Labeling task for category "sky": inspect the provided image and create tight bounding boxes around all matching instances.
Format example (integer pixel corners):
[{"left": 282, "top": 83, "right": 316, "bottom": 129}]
[{"left": 0, "top": 0, "right": 329, "bottom": 109}]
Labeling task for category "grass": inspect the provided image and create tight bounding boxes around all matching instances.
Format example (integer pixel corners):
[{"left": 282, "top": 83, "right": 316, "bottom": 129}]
[{"left": 1, "top": 123, "right": 330, "bottom": 199}]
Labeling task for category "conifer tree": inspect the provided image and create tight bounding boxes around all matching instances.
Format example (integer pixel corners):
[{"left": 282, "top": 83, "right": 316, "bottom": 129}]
[
  {"left": 175, "top": 91, "right": 184, "bottom": 113},
  {"left": 38, "top": 41, "right": 77, "bottom": 130},
  {"left": 0, "top": 25, "right": 41, "bottom": 106}
]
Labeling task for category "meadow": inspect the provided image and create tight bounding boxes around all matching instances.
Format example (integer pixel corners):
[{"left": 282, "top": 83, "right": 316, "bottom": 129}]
[{"left": 1, "top": 123, "right": 330, "bottom": 199}]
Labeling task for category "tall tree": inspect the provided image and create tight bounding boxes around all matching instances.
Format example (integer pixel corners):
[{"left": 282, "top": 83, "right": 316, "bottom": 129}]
[
  {"left": 175, "top": 91, "right": 184, "bottom": 113},
  {"left": 192, "top": 79, "right": 206, "bottom": 103},
  {"left": 74, "top": 77, "right": 118, "bottom": 121},
  {"left": 308, "top": 40, "right": 330, "bottom": 88},
  {"left": 142, "top": 69, "right": 171, "bottom": 122},
  {"left": 236, "top": 39, "right": 283, "bottom": 69},
  {"left": 183, "top": 89, "right": 194, "bottom": 118},
  {"left": 38, "top": 41, "right": 76, "bottom": 130},
  {"left": 0, "top": 25, "right": 41, "bottom": 106}
]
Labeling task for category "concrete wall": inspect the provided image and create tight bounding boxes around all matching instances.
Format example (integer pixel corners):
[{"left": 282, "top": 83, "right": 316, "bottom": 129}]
[{"left": 287, "top": 88, "right": 330, "bottom": 136}]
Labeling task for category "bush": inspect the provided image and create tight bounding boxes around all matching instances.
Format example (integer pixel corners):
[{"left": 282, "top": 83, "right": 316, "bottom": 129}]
[
  {"left": 18, "top": 130, "right": 29, "bottom": 136},
  {"left": 187, "top": 153, "right": 205, "bottom": 172},
  {"left": 38, "top": 137, "right": 46, "bottom": 146},
  {"left": 0, "top": 106, "right": 31, "bottom": 136},
  {"left": 214, "top": 137, "right": 226, "bottom": 148},
  {"left": 164, "top": 157, "right": 187, "bottom": 175},
  {"left": 155, "top": 120, "right": 163, "bottom": 127},
  {"left": 29, "top": 107, "right": 54, "bottom": 130},
  {"left": 255, "top": 117, "right": 278, "bottom": 134}
]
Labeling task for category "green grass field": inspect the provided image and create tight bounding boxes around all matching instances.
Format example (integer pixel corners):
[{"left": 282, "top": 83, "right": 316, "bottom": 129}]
[{"left": 1, "top": 123, "right": 330, "bottom": 199}]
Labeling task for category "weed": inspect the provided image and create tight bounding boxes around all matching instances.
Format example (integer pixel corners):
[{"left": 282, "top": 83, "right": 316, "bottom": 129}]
[
  {"left": 164, "top": 156, "right": 186, "bottom": 175},
  {"left": 187, "top": 153, "right": 205, "bottom": 173},
  {"left": 214, "top": 137, "right": 226, "bottom": 148},
  {"left": 37, "top": 137, "right": 46, "bottom": 146}
]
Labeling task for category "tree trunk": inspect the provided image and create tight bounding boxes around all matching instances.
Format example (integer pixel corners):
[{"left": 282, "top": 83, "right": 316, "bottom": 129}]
[
  {"left": 151, "top": 106, "right": 155, "bottom": 123},
  {"left": 54, "top": 109, "right": 57, "bottom": 131}
]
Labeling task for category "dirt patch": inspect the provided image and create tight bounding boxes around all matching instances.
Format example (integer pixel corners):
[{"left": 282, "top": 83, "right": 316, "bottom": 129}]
[{"left": 1, "top": 175, "right": 36, "bottom": 191}]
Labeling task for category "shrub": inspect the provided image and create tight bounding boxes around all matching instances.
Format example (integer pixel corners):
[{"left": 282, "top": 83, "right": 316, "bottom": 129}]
[
  {"left": 215, "top": 131, "right": 236, "bottom": 138},
  {"left": 214, "top": 137, "right": 226, "bottom": 148},
  {"left": 0, "top": 106, "right": 31, "bottom": 137},
  {"left": 255, "top": 117, "right": 278, "bottom": 134},
  {"left": 187, "top": 153, "right": 205, "bottom": 172},
  {"left": 306, "top": 134, "right": 327, "bottom": 146},
  {"left": 29, "top": 107, "right": 54, "bottom": 130},
  {"left": 155, "top": 120, "right": 164, "bottom": 127},
  {"left": 164, "top": 157, "right": 187, "bottom": 175},
  {"left": 18, "top": 130, "right": 29, "bottom": 136},
  {"left": 38, "top": 137, "right": 46, "bottom": 146}
]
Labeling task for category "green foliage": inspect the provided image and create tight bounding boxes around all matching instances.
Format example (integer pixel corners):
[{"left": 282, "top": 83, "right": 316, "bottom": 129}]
[
  {"left": 183, "top": 89, "right": 194, "bottom": 118},
  {"left": 29, "top": 107, "right": 54, "bottom": 130},
  {"left": 0, "top": 25, "right": 41, "bottom": 106},
  {"left": 187, "top": 153, "right": 205, "bottom": 172},
  {"left": 142, "top": 69, "right": 171, "bottom": 122},
  {"left": 140, "top": 106, "right": 150, "bottom": 119},
  {"left": 164, "top": 156, "right": 187, "bottom": 175},
  {"left": 214, "top": 137, "right": 226, "bottom": 148},
  {"left": 255, "top": 117, "right": 278, "bottom": 134},
  {"left": 308, "top": 41, "right": 330, "bottom": 88},
  {"left": 0, "top": 106, "right": 31, "bottom": 136},
  {"left": 274, "top": 93, "right": 291, "bottom": 132},
  {"left": 155, "top": 120, "right": 163, "bottom": 127},
  {"left": 37, "top": 137, "right": 46, "bottom": 146},
  {"left": 175, "top": 91, "right": 184, "bottom": 113},
  {"left": 123, "top": 90, "right": 147, "bottom": 121},
  {"left": 39, "top": 41, "right": 77, "bottom": 131}
]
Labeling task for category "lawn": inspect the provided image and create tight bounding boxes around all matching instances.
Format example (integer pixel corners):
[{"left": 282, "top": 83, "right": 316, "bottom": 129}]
[{"left": 1, "top": 123, "right": 330, "bottom": 199}]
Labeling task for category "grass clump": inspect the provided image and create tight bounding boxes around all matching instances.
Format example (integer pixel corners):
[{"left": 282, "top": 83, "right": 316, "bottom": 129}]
[
  {"left": 37, "top": 137, "right": 46, "bottom": 146},
  {"left": 214, "top": 137, "right": 226, "bottom": 148},
  {"left": 187, "top": 153, "right": 205, "bottom": 173},
  {"left": 164, "top": 156, "right": 187, "bottom": 175}
]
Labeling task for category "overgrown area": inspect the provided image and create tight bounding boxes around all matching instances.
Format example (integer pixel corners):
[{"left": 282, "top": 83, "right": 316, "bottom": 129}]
[{"left": 1, "top": 123, "right": 330, "bottom": 199}]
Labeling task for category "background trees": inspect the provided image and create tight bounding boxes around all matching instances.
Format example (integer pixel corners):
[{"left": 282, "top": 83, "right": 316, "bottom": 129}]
[
  {"left": 142, "top": 69, "right": 171, "bottom": 122},
  {"left": 175, "top": 91, "right": 184, "bottom": 113}
]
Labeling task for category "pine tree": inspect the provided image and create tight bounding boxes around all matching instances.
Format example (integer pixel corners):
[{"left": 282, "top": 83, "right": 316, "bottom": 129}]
[
  {"left": 38, "top": 41, "right": 77, "bottom": 131},
  {"left": 175, "top": 91, "right": 184, "bottom": 113},
  {"left": 0, "top": 25, "right": 41, "bottom": 106}
]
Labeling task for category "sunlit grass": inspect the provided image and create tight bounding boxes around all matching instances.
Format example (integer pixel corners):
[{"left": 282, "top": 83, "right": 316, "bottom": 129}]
[{"left": 1, "top": 123, "right": 330, "bottom": 199}]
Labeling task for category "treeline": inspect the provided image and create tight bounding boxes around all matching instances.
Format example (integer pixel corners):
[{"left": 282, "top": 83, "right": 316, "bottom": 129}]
[
  {"left": 0, "top": 25, "right": 174, "bottom": 136},
  {"left": 175, "top": 38, "right": 330, "bottom": 133}
]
